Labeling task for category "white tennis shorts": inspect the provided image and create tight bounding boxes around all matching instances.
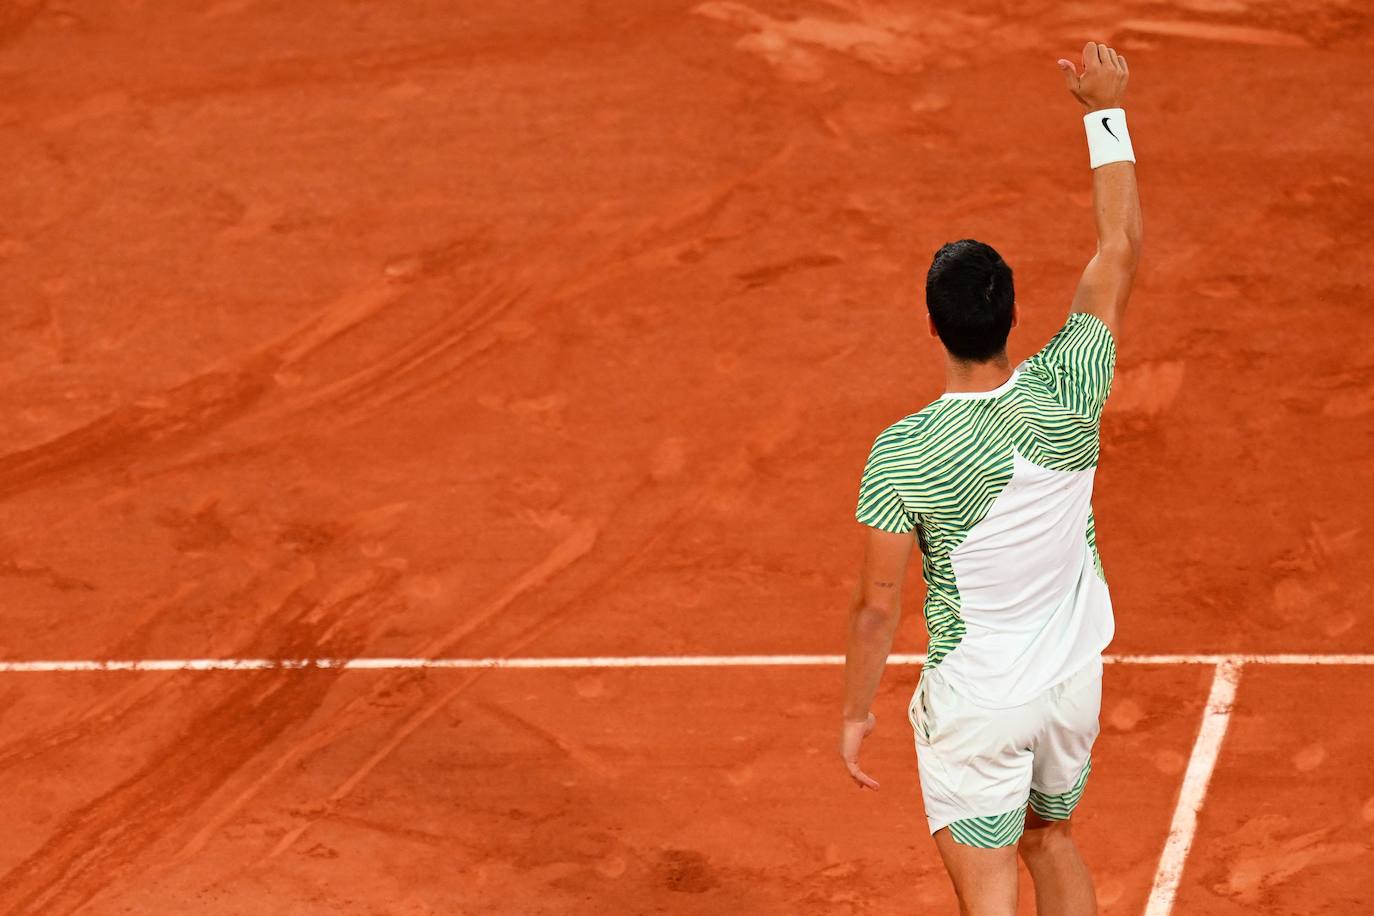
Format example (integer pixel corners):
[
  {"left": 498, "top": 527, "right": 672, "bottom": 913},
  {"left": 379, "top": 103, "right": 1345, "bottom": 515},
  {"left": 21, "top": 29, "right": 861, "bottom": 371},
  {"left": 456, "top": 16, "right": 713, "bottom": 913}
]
[{"left": 909, "top": 655, "right": 1102, "bottom": 848}]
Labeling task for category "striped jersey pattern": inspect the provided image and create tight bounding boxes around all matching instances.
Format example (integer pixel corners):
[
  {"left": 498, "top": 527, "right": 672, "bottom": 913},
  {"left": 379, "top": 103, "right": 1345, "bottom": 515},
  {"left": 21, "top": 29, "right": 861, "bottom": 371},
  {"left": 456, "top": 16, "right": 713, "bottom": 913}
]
[{"left": 855, "top": 313, "right": 1116, "bottom": 672}]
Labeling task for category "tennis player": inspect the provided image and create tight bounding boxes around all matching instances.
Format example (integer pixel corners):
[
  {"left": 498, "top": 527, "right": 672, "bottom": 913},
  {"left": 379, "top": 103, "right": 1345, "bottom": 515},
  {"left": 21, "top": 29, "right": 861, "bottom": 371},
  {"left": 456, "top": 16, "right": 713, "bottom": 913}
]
[{"left": 839, "top": 43, "right": 1142, "bottom": 915}]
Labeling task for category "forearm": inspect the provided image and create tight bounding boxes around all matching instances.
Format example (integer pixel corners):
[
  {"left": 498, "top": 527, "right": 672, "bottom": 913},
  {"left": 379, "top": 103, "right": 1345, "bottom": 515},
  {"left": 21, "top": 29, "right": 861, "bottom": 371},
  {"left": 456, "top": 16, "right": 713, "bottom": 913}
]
[
  {"left": 842, "top": 599, "right": 900, "bottom": 721},
  {"left": 1091, "top": 159, "right": 1142, "bottom": 255}
]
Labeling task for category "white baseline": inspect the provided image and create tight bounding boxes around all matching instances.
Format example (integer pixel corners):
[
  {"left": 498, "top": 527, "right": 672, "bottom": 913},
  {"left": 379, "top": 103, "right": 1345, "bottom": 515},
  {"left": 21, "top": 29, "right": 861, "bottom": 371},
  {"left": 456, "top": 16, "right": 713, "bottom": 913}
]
[
  {"left": 0, "top": 652, "right": 1371, "bottom": 672},
  {"left": 0, "top": 651, "right": 1363, "bottom": 916}
]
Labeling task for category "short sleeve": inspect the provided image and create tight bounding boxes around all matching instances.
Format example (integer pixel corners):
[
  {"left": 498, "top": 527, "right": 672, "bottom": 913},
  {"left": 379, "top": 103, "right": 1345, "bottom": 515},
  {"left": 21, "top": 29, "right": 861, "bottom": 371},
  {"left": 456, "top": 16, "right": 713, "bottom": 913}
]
[
  {"left": 1025, "top": 313, "right": 1117, "bottom": 422},
  {"left": 855, "top": 433, "right": 916, "bottom": 534}
]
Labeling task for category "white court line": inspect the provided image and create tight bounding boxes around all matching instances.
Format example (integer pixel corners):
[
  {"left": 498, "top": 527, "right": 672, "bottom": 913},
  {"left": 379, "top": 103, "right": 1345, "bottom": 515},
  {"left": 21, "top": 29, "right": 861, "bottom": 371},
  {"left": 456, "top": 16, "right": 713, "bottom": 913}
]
[
  {"left": 1144, "top": 659, "right": 1244, "bottom": 916},
  {"left": 0, "top": 653, "right": 1373, "bottom": 672},
  {"left": 0, "top": 650, "right": 1356, "bottom": 916}
]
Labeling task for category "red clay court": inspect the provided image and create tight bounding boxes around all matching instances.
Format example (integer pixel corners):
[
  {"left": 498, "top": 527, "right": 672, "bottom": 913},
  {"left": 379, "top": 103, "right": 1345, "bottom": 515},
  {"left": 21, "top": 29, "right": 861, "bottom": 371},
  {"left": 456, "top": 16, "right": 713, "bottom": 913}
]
[{"left": 0, "top": 2, "right": 1371, "bottom": 914}]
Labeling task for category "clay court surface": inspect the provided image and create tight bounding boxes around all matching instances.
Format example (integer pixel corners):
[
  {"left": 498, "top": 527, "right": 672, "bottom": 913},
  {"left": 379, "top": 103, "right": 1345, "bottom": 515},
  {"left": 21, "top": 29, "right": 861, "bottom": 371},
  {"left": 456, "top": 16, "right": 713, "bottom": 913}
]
[{"left": 0, "top": 1, "right": 1372, "bottom": 913}]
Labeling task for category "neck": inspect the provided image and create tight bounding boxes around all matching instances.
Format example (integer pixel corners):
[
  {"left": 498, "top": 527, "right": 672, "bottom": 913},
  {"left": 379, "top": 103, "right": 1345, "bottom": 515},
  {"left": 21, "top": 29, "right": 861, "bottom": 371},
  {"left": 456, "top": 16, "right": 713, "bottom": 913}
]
[{"left": 944, "top": 352, "right": 1013, "bottom": 394}]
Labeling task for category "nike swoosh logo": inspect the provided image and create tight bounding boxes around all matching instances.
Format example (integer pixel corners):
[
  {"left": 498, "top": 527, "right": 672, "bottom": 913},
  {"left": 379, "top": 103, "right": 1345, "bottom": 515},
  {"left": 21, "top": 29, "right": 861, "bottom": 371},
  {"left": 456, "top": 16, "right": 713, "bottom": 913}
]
[{"left": 1101, "top": 116, "right": 1118, "bottom": 141}]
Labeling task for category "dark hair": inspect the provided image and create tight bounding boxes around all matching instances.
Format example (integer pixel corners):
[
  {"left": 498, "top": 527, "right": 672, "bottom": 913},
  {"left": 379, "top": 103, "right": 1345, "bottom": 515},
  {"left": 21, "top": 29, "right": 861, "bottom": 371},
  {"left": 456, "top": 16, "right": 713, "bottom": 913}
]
[{"left": 925, "top": 239, "right": 1015, "bottom": 362}]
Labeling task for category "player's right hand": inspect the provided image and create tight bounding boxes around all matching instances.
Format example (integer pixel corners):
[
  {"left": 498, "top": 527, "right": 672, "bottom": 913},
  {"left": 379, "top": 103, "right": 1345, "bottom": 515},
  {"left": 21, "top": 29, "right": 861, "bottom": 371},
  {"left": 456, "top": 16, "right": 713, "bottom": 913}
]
[{"left": 1057, "top": 41, "right": 1129, "bottom": 111}]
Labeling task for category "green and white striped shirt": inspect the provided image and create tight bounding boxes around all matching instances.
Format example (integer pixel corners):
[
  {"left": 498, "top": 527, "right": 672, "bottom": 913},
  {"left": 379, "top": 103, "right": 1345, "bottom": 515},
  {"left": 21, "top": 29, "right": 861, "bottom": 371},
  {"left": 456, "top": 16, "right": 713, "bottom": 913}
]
[{"left": 856, "top": 313, "right": 1117, "bottom": 707}]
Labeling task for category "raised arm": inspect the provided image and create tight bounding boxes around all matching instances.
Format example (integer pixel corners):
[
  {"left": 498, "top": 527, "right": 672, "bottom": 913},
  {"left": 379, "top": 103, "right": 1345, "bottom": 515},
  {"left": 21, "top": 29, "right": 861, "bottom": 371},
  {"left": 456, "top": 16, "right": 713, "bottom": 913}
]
[{"left": 1058, "top": 42, "right": 1142, "bottom": 338}]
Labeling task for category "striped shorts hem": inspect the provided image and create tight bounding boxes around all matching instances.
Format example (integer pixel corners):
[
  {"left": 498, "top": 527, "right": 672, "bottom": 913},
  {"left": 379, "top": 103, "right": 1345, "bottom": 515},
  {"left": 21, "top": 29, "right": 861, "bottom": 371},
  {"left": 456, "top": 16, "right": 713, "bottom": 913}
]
[{"left": 947, "top": 758, "right": 1094, "bottom": 848}]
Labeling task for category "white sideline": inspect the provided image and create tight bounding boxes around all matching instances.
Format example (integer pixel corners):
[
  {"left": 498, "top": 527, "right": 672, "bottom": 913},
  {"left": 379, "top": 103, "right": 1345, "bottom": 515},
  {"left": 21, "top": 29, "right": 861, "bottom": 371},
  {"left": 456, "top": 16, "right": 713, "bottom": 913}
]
[
  {"left": 1144, "top": 659, "right": 1244, "bottom": 916},
  {"left": 0, "top": 652, "right": 1371, "bottom": 672}
]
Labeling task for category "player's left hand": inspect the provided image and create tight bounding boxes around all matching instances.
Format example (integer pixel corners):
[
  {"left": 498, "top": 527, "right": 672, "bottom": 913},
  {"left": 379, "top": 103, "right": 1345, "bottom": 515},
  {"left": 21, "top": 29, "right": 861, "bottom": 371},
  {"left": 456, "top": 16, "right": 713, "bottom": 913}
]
[{"left": 839, "top": 713, "right": 879, "bottom": 790}]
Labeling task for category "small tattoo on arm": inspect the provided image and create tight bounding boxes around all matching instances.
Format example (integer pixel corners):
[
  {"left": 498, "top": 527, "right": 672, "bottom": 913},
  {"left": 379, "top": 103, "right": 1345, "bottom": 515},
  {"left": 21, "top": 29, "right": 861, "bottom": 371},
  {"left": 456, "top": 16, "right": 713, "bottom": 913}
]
[{"left": 873, "top": 580, "right": 896, "bottom": 589}]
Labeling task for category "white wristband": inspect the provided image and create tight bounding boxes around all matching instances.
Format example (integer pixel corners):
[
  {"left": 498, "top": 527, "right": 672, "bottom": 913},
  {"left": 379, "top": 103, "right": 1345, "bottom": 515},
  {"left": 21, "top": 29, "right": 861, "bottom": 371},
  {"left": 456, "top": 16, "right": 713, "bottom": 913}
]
[{"left": 1083, "top": 108, "right": 1135, "bottom": 169}]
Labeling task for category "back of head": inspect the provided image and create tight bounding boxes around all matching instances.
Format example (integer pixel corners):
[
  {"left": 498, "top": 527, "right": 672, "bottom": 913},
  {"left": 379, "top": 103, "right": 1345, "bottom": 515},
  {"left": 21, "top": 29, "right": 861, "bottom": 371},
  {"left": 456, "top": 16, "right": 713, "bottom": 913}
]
[{"left": 925, "top": 239, "right": 1015, "bottom": 362}]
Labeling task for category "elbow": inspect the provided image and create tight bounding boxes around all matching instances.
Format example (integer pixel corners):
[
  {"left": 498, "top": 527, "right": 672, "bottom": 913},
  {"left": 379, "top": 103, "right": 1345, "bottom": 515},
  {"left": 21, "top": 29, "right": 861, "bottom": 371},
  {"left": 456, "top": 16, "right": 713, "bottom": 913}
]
[
  {"left": 1099, "top": 233, "right": 1142, "bottom": 273},
  {"left": 852, "top": 603, "right": 898, "bottom": 638}
]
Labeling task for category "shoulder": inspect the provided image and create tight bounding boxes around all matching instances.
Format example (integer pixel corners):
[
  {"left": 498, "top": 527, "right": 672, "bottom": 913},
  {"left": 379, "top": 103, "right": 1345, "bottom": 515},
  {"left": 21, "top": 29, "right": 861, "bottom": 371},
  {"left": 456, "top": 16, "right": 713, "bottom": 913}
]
[
  {"left": 1062, "top": 311, "right": 1116, "bottom": 353},
  {"left": 865, "top": 400, "right": 950, "bottom": 464},
  {"left": 1027, "top": 312, "right": 1117, "bottom": 370},
  {"left": 1020, "top": 312, "right": 1118, "bottom": 422}
]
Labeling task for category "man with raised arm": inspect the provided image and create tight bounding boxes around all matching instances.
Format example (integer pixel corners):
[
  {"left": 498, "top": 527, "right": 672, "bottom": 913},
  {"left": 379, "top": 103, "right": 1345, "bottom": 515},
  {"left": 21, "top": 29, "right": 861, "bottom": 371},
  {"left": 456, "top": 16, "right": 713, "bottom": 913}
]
[{"left": 838, "top": 43, "right": 1141, "bottom": 915}]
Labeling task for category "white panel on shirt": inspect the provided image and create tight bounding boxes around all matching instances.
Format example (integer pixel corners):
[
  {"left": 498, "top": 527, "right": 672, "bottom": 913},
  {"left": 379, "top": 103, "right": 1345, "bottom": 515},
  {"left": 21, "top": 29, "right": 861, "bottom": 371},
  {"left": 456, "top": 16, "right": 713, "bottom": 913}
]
[{"left": 940, "top": 449, "right": 1115, "bottom": 708}]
